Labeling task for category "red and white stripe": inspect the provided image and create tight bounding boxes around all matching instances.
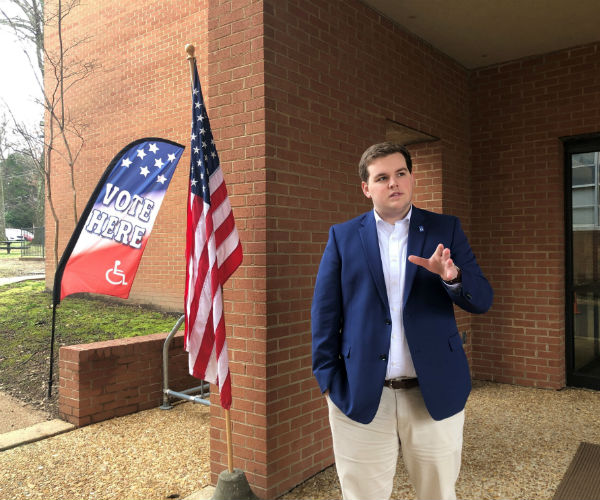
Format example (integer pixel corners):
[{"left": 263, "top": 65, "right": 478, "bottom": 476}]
[{"left": 184, "top": 167, "right": 242, "bottom": 410}]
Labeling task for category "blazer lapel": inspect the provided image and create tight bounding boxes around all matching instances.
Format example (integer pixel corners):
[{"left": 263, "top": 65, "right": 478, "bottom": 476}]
[
  {"left": 359, "top": 213, "right": 389, "bottom": 310},
  {"left": 404, "top": 207, "right": 427, "bottom": 306}
]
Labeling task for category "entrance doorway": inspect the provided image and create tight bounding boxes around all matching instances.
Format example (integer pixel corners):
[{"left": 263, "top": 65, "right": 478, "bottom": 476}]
[{"left": 566, "top": 136, "right": 600, "bottom": 389}]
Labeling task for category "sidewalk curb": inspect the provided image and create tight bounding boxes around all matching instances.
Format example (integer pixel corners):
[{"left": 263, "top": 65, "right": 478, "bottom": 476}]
[{"left": 0, "top": 419, "right": 75, "bottom": 451}]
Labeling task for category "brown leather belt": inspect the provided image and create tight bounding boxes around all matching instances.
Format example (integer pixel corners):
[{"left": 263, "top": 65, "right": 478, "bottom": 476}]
[{"left": 384, "top": 378, "right": 419, "bottom": 390}]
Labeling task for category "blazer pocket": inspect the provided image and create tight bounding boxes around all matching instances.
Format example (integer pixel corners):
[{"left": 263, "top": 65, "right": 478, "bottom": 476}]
[{"left": 448, "top": 332, "right": 463, "bottom": 352}]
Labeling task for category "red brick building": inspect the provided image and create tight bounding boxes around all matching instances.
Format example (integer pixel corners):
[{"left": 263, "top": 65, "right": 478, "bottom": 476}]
[{"left": 45, "top": 1, "right": 600, "bottom": 497}]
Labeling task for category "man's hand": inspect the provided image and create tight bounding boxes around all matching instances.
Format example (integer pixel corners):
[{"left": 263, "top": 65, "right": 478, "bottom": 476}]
[{"left": 408, "top": 243, "right": 459, "bottom": 282}]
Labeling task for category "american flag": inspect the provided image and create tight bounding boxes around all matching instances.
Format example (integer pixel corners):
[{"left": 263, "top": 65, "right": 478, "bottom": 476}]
[{"left": 184, "top": 57, "right": 243, "bottom": 410}]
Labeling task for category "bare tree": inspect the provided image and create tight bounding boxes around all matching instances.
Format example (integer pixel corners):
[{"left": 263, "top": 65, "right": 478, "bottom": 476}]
[
  {"left": 0, "top": 0, "right": 44, "bottom": 74},
  {"left": 1, "top": 0, "right": 96, "bottom": 266},
  {"left": 4, "top": 105, "right": 45, "bottom": 223}
]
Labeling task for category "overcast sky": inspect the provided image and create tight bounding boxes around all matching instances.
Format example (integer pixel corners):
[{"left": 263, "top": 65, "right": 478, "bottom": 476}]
[{"left": 0, "top": 0, "right": 44, "bottom": 142}]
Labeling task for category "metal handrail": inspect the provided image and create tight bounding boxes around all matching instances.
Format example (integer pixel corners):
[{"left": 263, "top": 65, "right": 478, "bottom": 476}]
[{"left": 160, "top": 314, "right": 210, "bottom": 409}]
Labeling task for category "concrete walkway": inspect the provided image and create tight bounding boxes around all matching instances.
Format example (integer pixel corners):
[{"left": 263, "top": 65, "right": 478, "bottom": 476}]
[
  {"left": 0, "top": 274, "right": 60, "bottom": 450},
  {"left": 0, "top": 274, "right": 45, "bottom": 286},
  {"left": 0, "top": 391, "right": 51, "bottom": 435}
]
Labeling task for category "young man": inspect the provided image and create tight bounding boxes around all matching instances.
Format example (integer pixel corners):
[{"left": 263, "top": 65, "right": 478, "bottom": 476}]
[{"left": 311, "top": 142, "right": 493, "bottom": 500}]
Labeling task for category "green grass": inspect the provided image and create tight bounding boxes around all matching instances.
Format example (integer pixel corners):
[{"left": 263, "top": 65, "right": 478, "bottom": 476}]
[{"left": 0, "top": 280, "right": 182, "bottom": 345}]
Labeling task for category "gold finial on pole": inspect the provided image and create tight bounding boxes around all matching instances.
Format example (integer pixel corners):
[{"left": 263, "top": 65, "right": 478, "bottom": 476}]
[
  {"left": 185, "top": 44, "right": 196, "bottom": 86},
  {"left": 185, "top": 43, "right": 195, "bottom": 59}
]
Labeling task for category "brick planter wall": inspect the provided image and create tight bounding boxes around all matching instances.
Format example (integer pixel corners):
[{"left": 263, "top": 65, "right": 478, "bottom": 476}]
[{"left": 59, "top": 330, "right": 199, "bottom": 427}]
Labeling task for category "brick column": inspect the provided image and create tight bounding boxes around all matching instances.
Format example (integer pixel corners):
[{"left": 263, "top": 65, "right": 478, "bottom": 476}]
[{"left": 204, "top": 0, "right": 270, "bottom": 496}]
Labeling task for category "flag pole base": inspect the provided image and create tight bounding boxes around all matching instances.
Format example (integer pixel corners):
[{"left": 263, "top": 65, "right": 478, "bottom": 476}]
[{"left": 211, "top": 468, "right": 260, "bottom": 500}]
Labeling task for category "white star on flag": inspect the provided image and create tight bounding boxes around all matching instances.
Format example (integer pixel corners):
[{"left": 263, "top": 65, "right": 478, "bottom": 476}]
[
  {"left": 154, "top": 158, "right": 164, "bottom": 169},
  {"left": 137, "top": 149, "right": 147, "bottom": 160},
  {"left": 148, "top": 143, "right": 159, "bottom": 154},
  {"left": 121, "top": 158, "right": 132, "bottom": 168},
  {"left": 157, "top": 174, "right": 167, "bottom": 184},
  {"left": 168, "top": 153, "right": 176, "bottom": 162},
  {"left": 140, "top": 166, "right": 150, "bottom": 177}
]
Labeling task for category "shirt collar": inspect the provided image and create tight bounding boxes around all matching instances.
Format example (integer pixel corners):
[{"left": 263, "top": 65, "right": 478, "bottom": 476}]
[{"left": 373, "top": 206, "right": 412, "bottom": 228}]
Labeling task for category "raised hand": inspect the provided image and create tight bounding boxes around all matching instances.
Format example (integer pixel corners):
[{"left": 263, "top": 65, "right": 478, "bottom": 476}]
[{"left": 408, "top": 243, "right": 459, "bottom": 282}]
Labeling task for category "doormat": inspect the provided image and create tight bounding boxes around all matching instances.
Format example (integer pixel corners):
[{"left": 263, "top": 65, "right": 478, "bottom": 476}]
[{"left": 554, "top": 442, "right": 600, "bottom": 500}]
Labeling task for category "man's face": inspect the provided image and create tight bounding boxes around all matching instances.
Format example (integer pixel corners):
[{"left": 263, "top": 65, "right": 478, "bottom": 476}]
[{"left": 361, "top": 152, "right": 414, "bottom": 224}]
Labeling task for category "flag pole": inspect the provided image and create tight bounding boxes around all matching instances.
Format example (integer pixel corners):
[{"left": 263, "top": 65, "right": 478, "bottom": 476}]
[
  {"left": 185, "top": 43, "right": 234, "bottom": 475},
  {"left": 225, "top": 407, "right": 234, "bottom": 473},
  {"left": 48, "top": 300, "right": 58, "bottom": 398}
]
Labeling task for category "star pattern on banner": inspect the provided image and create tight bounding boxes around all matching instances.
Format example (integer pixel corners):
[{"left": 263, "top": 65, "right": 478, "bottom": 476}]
[{"left": 118, "top": 141, "right": 180, "bottom": 186}]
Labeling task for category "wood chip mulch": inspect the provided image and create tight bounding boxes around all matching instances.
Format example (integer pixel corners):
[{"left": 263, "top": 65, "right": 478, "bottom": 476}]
[{"left": 2, "top": 381, "right": 600, "bottom": 500}]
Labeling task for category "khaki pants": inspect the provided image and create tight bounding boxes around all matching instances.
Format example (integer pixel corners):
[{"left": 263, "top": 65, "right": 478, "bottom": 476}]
[{"left": 327, "top": 386, "right": 464, "bottom": 500}]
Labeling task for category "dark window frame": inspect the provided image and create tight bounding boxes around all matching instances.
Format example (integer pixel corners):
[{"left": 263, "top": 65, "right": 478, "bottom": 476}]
[{"left": 563, "top": 133, "right": 600, "bottom": 389}]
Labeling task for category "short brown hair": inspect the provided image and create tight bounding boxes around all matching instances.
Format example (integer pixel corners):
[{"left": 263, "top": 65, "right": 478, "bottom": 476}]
[{"left": 358, "top": 142, "right": 413, "bottom": 182}]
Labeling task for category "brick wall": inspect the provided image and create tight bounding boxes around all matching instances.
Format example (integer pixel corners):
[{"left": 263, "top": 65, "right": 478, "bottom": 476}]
[
  {"left": 204, "top": 0, "right": 268, "bottom": 494},
  {"left": 470, "top": 43, "right": 600, "bottom": 388},
  {"left": 59, "top": 330, "right": 199, "bottom": 427}
]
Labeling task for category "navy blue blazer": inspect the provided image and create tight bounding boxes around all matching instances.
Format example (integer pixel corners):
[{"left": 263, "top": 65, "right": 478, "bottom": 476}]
[{"left": 311, "top": 206, "right": 493, "bottom": 423}]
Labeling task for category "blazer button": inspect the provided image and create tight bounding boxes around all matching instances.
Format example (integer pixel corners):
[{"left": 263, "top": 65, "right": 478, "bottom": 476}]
[
  {"left": 385, "top": 319, "right": 392, "bottom": 325},
  {"left": 379, "top": 354, "right": 388, "bottom": 361}
]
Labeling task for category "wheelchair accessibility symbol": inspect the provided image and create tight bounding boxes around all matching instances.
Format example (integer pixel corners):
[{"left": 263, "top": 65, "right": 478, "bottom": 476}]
[{"left": 106, "top": 260, "right": 128, "bottom": 286}]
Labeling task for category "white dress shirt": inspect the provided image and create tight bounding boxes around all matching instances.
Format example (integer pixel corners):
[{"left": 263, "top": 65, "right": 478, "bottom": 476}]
[{"left": 374, "top": 208, "right": 417, "bottom": 379}]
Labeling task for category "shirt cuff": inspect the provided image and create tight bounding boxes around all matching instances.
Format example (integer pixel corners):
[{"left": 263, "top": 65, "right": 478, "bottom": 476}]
[{"left": 443, "top": 281, "right": 462, "bottom": 293}]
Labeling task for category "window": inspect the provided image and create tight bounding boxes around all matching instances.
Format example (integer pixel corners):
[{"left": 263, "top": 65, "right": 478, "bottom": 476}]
[
  {"left": 565, "top": 140, "right": 600, "bottom": 389},
  {"left": 572, "top": 152, "right": 599, "bottom": 228}
]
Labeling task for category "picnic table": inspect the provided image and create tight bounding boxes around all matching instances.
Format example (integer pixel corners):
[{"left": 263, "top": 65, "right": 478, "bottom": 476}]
[{"left": 0, "top": 240, "right": 27, "bottom": 254}]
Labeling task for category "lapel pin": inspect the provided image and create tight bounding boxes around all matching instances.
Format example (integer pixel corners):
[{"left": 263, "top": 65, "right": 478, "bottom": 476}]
[{"left": 418, "top": 226, "right": 424, "bottom": 232}]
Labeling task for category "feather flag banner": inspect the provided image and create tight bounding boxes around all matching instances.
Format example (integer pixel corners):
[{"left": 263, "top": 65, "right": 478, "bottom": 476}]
[{"left": 53, "top": 138, "right": 184, "bottom": 304}]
